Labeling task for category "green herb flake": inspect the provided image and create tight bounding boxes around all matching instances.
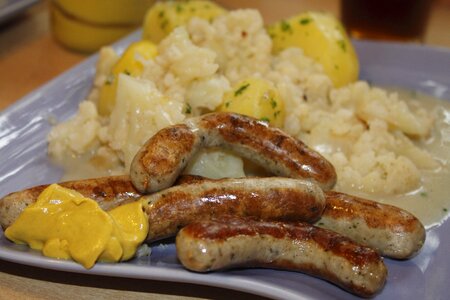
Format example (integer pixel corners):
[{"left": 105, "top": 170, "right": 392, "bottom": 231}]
[
  {"left": 444, "top": 208, "right": 448, "bottom": 212},
  {"left": 123, "top": 70, "right": 131, "bottom": 76},
  {"left": 299, "top": 18, "right": 312, "bottom": 25},
  {"left": 158, "top": 10, "right": 164, "bottom": 18},
  {"left": 161, "top": 19, "right": 169, "bottom": 30},
  {"left": 274, "top": 110, "right": 281, "bottom": 118},
  {"left": 270, "top": 98, "right": 277, "bottom": 109},
  {"left": 420, "top": 192, "right": 428, "bottom": 197},
  {"left": 185, "top": 103, "right": 192, "bottom": 114},
  {"left": 234, "top": 83, "right": 250, "bottom": 96},
  {"left": 280, "top": 20, "right": 292, "bottom": 33},
  {"left": 318, "top": 222, "right": 324, "bottom": 226},
  {"left": 225, "top": 101, "right": 231, "bottom": 108},
  {"left": 260, "top": 117, "right": 270, "bottom": 123},
  {"left": 176, "top": 4, "right": 183, "bottom": 13},
  {"left": 337, "top": 40, "right": 347, "bottom": 52}
]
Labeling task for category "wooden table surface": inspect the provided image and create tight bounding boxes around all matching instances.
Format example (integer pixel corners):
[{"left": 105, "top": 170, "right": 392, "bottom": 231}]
[{"left": 0, "top": 0, "right": 449, "bottom": 299}]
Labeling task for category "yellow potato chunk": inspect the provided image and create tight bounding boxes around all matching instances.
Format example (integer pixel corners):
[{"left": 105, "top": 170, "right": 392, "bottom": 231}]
[
  {"left": 218, "top": 78, "right": 285, "bottom": 128},
  {"left": 142, "top": 0, "right": 226, "bottom": 43},
  {"left": 267, "top": 11, "right": 359, "bottom": 87},
  {"left": 98, "top": 40, "right": 158, "bottom": 116}
]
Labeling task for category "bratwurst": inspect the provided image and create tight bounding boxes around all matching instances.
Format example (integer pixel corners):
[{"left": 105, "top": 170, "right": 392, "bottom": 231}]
[
  {"left": 174, "top": 175, "right": 426, "bottom": 259},
  {"left": 316, "top": 191, "right": 426, "bottom": 259},
  {"left": 130, "top": 112, "right": 337, "bottom": 194},
  {"left": 142, "top": 177, "right": 325, "bottom": 241},
  {"left": 176, "top": 216, "right": 387, "bottom": 297}
]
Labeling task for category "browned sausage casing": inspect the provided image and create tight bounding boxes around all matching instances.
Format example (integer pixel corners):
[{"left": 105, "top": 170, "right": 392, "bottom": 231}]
[
  {"left": 0, "top": 175, "right": 141, "bottom": 230},
  {"left": 141, "top": 177, "right": 325, "bottom": 241},
  {"left": 130, "top": 112, "right": 337, "bottom": 194},
  {"left": 176, "top": 216, "right": 387, "bottom": 298},
  {"left": 316, "top": 191, "right": 426, "bottom": 259},
  {"left": 175, "top": 175, "right": 427, "bottom": 259}
]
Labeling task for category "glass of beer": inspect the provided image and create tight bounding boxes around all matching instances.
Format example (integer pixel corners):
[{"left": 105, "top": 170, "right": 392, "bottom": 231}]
[{"left": 340, "top": 0, "right": 433, "bottom": 42}]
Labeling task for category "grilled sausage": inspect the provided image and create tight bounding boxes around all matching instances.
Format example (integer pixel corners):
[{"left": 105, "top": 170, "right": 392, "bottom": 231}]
[
  {"left": 176, "top": 176, "right": 426, "bottom": 259},
  {"left": 0, "top": 175, "right": 141, "bottom": 230},
  {"left": 130, "top": 112, "right": 337, "bottom": 194},
  {"left": 316, "top": 191, "right": 426, "bottom": 259},
  {"left": 176, "top": 216, "right": 387, "bottom": 297},
  {"left": 141, "top": 177, "right": 325, "bottom": 241}
]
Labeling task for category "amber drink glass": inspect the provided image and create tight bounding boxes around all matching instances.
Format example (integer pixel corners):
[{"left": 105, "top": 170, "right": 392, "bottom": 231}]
[{"left": 341, "top": 0, "right": 433, "bottom": 42}]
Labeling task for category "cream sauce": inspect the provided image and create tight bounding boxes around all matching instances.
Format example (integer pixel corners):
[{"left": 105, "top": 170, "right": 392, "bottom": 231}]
[{"left": 341, "top": 90, "right": 450, "bottom": 229}]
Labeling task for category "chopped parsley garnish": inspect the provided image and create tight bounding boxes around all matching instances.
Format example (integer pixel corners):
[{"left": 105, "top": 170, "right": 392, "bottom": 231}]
[
  {"left": 280, "top": 20, "right": 292, "bottom": 33},
  {"left": 260, "top": 117, "right": 270, "bottom": 123},
  {"left": 444, "top": 208, "right": 448, "bottom": 212},
  {"left": 420, "top": 191, "right": 428, "bottom": 197},
  {"left": 299, "top": 18, "right": 312, "bottom": 25},
  {"left": 158, "top": 11, "right": 164, "bottom": 18},
  {"left": 225, "top": 101, "right": 231, "bottom": 108},
  {"left": 234, "top": 83, "right": 250, "bottom": 96},
  {"left": 337, "top": 40, "right": 347, "bottom": 52},
  {"left": 270, "top": 98, "right": 277, "bottom": 109},
  {"left": 176, "top": 4, "right": 183, "bottom": 13},
  {"left": 161, "top": 19, "right": 169, "bottom": 29},
  {"left": 123, "top": 70, "right": 131, "bottom": 76},
  {"left": 184, "top": 103, "right": 192, "bottom": 114},
  {"left": 274, "top": 110, "right": 281, "bottom": 118}
]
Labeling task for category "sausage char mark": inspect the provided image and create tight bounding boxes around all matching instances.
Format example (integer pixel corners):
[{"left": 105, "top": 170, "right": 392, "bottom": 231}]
[
  {"left": 142, "top": 177, "right": 325, "bottom": 241},
  {"left": 176, "top": 216, "right": 387, "bottom": 297},
  {"left": 131, "top": 112, "right": 337, "bottom": 194}
]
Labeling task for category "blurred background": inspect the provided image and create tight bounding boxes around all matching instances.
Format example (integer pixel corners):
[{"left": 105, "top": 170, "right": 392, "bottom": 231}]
[{"left": 0, "top": 0, "right": 449, "bottom": 110}]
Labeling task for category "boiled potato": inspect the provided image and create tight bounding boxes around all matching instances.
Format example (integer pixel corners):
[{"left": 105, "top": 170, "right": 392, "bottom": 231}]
[
  {"left": 98, "top": 40, "right": 157, "bottom": 116},
  {"left": 267, "top": 11, "right": 359, "bottom": 87},
  {"left": 218, "top": 78, "right": 285, "bottom": 128},
  {"left": 184, "top": 149, "right": 245, "bottom": 179},
  {"left": 108, "top": 74, "right": 185, "bottom": 170},
  {"left": 142, "top": 0, "right": 226, "bottom": 43}
]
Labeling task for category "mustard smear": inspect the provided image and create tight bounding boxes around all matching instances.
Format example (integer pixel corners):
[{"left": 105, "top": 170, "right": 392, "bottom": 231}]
[{"left": 5, "top": 184, "right": 148, "bottom": 269}]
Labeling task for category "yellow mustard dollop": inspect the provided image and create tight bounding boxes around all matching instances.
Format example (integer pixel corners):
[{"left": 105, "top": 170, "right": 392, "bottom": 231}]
[{"left": 5, "top": 184, "right": 148, "bottom": 269}]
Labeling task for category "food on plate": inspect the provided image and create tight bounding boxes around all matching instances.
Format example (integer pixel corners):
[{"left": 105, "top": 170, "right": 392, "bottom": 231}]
[
  {"left": 130, "top": 112, "right": 337, "bottom": 194},
  {"left": 172, "top": 175, "right": 427, "bottom": 259},
  {"left": 217, "top": 77, "right": 285, "bottom": 127},
  {"left": 2, "top": 0, "right": 448, "bottom": 296},
  {"left": 1, "top": 114, "right": 425, "bottom": 295},
  {"left": 318, "top": 191, "right": 426, "bottom": 259},
  {"left": 4, "top": 184, "right": 148, "bottom": 269},
  {"left": 46, "top": 6, "right": 446, "bottom": 228},
  {"left": 176, "top": 216, "right": 387, "bottom": 297},
  {"left": 98, "top": 40, "right": 158, "bottom": 115},
  {"left": 142, "top": 0, "right": 226, "bottom": 43},
  {"left": 0, "top": 164, "right": 427, "bottom": 259},
  {"left": 141, "top": 176, "right": 325, "bottom": 241},
  {"left": 0, "top": 175, "right": 140, "bottom": 230},
  {"left": 267, "top": 11, "right": 359, "bottom": 87}
]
